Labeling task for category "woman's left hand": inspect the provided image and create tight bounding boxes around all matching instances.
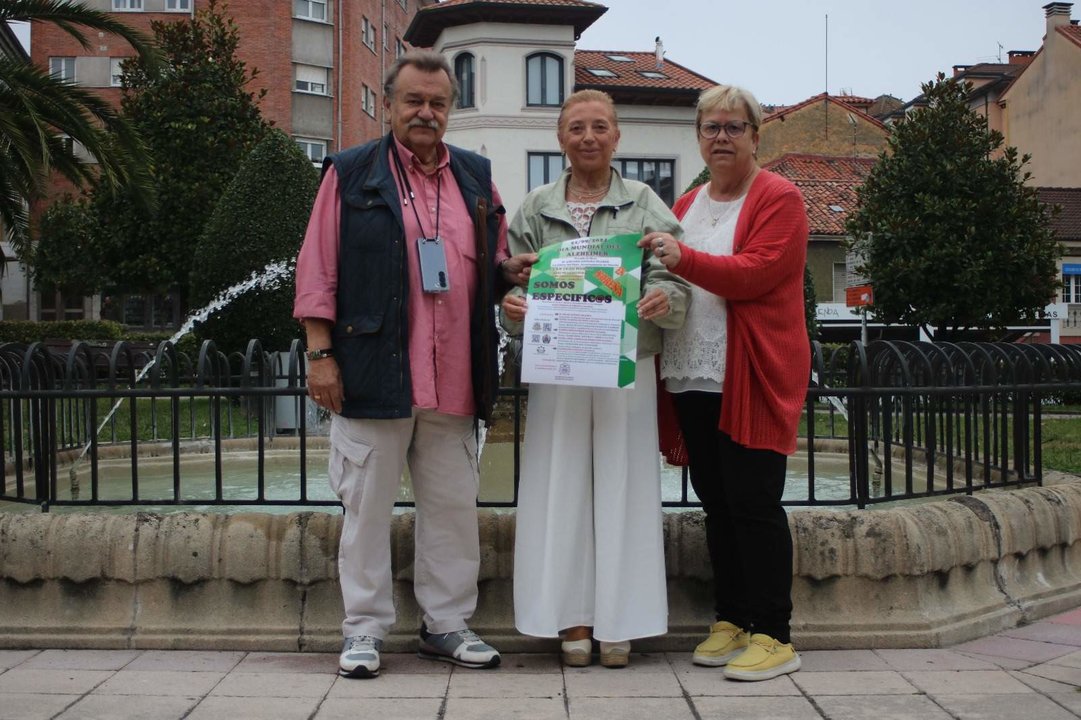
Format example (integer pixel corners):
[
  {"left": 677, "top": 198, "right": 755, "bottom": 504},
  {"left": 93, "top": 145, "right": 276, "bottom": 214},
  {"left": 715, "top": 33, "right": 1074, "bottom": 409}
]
[
  {"left": 637, "top": 287, "right": 670, "bottom": 321},
  {"left": 638, "top": 232, "right": 681, "bottom": 269}
]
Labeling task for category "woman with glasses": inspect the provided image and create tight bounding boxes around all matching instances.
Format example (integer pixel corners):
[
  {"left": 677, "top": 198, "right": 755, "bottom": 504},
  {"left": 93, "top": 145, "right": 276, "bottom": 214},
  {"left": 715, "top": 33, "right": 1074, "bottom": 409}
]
[{"left": 638, "top": 84, "right": 810, "bottom": 681}]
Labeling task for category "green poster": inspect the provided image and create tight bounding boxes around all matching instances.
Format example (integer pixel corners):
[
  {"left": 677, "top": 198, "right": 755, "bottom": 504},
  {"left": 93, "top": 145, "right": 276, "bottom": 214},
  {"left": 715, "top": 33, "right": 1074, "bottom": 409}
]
[{"left": 520, "top": 233, "right": 643, "bottom": 389}]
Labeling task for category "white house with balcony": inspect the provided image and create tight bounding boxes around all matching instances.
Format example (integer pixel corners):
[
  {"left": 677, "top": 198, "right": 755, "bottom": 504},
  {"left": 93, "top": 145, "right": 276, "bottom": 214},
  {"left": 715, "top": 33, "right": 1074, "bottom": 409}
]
[{"left": 403, "top": 0, "right": 717, "bottom": 215}]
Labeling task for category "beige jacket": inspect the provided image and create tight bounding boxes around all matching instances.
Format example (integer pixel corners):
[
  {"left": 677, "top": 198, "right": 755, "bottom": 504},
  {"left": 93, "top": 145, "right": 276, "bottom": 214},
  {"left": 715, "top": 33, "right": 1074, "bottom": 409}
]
[{"left": 503, "top": 169, "right": 689, "bottom": 358}]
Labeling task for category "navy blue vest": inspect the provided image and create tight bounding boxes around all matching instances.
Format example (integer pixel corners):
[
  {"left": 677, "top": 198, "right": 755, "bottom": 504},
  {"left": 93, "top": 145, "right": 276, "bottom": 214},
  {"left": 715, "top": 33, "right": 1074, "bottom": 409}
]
[{"left": 325, "top": 134, "right": 504, "bottom": 423}]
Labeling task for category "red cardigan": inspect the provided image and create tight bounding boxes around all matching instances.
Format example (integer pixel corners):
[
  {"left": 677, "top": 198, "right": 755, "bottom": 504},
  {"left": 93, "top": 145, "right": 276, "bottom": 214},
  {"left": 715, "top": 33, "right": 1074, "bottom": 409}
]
[{"left": 661, "top": 169, "right": 811, "bottom": 456}]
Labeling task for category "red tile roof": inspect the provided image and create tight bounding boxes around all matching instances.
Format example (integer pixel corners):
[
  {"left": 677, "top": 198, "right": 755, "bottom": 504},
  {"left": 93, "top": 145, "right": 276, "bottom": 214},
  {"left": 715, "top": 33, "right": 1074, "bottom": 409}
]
[
  {"left": 764, "top": 93, "right": 887, "bottom": 131},
  {"left": 406, "top": 0, "right": 607, "bottom": 47},
  {"left": 1038, "top": 187, "right": 1081, "bottom": 242},
  {"left": 1059, "top": 23, "right": 1081, "bottom": 50},
  {"left": 763, "top": 154, "right": 877, "bottom": 236},
  {"left": 573, "top": 50, "right": 716, "bottom": 91}
]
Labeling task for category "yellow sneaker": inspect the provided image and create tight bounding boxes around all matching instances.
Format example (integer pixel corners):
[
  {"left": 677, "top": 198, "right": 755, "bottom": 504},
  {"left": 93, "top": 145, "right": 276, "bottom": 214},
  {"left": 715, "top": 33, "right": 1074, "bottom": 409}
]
[
  {"left": 692, "top": 621, "right": 749, "bottom": 667},
  {"left": 722, "top": 633, "right": 801, "bottom": 681}
]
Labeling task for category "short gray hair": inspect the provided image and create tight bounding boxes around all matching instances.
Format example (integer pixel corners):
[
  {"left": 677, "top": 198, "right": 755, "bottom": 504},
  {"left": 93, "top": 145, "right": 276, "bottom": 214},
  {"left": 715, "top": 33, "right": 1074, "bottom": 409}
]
[
  {"left": 696, "top": 84, "right": 763, "bottom": 129},
  {"left": 383, "top": 49, "right": 459, "bottom": 106}
]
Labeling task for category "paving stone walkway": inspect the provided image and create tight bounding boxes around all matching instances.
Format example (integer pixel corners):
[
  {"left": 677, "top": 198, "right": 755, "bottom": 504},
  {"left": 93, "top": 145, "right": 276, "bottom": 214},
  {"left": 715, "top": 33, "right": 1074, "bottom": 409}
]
[{"left": 1, "top": 608, "right": 1079, "bottom": 719}]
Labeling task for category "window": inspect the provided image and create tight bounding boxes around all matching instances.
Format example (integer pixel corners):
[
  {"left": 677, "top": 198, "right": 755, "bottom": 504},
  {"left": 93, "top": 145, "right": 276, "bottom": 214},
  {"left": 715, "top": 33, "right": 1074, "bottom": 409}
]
[
  {"left": 101, "top": 292, "right": 179, "bottom": 329},
  {"left": 613, "top": 158, "right": 675, "bottom": 205},
  {"left": 165, "top": 0, "right": 191, "bottom": 9},
  {"left": 294, "top": 0, "right": 327, "bottom": 21},
  {"left": 526, "top": 53, "right": 563, "bottom": 107},
  {"left": 586, "top": 68, "right": 617, "bottom": 78},
  {"left": 49, "top": 57, "right": 75, "bottom": 82},
  {"left": 384, "top": 23, "right": 389, "bottom": 49},
  {"left": 638, "top": 71, "right": 667, "bottom": 79},
  {"left": 296, "top": 137, "right": 327, "bottom": 165},
  {"left": 833, "top": 263, "right": 847, "bottom": 302},
  {"left": 1063, "top": 273, "right": 1081, "bottom": 304},
  {"left": 528, "top": 152, "right": 565, "bottom": 191},
  {"left": 112, "top": 0, "right": 142, "bottom": 10},
  {"left": 109, "top": 58, "right": 124, "bottom": 87},
  {"left": 454, "top": 53, "right": 475, "bottom": 109},
  {"left": 362, "top": 85, "right": 376, "bottom": 117},
  {"left": 395, "top": 37, "right": 406, "bottom": 59},
  {"left": 39, "top": 291, "right": 85, "bottom": 322},
  {"left": 362, "top": 16, "right": 376, "bottom": 50},
  {"left": 605, "top": 54, "right": 634, "bottom": 62},
  {"left": 295, "top": 65, "right": 329, "bottom": 95},
  {"left": 398, "top": 0, "right": 407, "bottom": 8}
]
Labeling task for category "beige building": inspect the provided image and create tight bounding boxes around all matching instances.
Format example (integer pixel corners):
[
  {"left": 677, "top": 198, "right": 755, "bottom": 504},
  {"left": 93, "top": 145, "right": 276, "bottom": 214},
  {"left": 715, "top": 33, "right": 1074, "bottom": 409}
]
[{"left": 999, "top": 2, "right": 1081, "bottom": 188}]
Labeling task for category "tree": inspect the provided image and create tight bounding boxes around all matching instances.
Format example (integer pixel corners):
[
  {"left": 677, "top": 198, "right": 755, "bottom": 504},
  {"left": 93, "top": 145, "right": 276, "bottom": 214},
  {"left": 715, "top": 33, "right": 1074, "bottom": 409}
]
[
  {"left": 31, "top": 195, "right": 106, "bottom": 296},
  {"left": 90, "top": 0, "right": 269, "bottom": 300},
  {"left": 0, "top": 0, "right": 158, "bottom": 252},
  {"left": 845, "top": 74, "right": 1060, "bottom": 340},
  {"left": 188, "top": 130, "right": 318, "bottom": 353}
]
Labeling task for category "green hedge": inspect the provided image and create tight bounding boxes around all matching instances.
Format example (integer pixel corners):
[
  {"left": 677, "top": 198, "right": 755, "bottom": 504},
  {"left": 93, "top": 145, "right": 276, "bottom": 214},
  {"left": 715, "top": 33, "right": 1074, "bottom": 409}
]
[
  {"left": 0, "top": 321, "right": 199, "bottom": 355},
  {"left": 0, "top": 320, "right": 125, "bottom": 344}
]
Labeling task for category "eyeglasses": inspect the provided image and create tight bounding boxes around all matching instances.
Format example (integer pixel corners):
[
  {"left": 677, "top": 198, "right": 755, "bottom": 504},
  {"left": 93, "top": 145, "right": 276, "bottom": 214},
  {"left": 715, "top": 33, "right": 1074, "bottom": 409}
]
[{"left": 698, "top": 120, "right": 756, "bottom": 139}]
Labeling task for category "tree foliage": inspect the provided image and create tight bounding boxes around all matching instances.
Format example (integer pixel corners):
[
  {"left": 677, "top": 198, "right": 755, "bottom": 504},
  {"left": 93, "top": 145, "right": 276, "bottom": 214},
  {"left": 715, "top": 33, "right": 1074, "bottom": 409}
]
[
  {"left": 89, "top": 0, "right": 269, "bottom": 299},
  {"left": 845, "top": 74, "right": 1060, "bottom": 340},
  {"left": 31, "top": 196, "right": 106, "bottom": 295},
  {"left": 188, "top": 130, "right": 318, "bottom": 353},
  {"left": 0, "top": 0, "right": 158, "bottom": 251}
]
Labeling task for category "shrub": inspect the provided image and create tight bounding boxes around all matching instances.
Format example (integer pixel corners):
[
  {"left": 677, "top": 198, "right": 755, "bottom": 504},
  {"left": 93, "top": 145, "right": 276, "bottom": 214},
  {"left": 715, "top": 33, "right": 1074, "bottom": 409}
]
[{"left": 188, "top": 129, "right": 319, "bottom": 354}]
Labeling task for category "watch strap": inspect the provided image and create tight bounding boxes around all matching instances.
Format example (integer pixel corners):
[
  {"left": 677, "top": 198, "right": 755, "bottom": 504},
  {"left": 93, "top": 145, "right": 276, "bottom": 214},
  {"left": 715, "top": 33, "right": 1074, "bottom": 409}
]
[{"left": 306, "top": 347, "right": 334, "bottom": 361}]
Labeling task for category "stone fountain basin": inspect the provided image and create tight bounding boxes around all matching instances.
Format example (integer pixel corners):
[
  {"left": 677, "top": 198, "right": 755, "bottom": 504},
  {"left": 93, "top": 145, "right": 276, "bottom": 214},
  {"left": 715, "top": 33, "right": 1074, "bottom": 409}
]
[{"left": 0, "top": 466, "right": 1078, "bottom": 652}]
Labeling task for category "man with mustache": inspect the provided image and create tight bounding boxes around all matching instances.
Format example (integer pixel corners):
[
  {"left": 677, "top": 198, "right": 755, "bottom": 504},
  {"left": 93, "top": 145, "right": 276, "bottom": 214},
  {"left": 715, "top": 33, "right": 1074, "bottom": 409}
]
[{"left": 294, "top": 50, "right": 534, "bottom": 679}]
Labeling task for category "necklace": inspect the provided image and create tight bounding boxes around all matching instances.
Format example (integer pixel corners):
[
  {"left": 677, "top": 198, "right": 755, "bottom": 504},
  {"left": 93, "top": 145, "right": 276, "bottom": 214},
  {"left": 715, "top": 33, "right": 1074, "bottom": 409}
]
[
  {"left": 567, "top": 183, "right": 607, "bottom": 202},
  {"left": 709, "top": 167, "right": 758, "bottom": 216},
  {"left": 567, "top": 171, "right": 610, "bottom": 202}
]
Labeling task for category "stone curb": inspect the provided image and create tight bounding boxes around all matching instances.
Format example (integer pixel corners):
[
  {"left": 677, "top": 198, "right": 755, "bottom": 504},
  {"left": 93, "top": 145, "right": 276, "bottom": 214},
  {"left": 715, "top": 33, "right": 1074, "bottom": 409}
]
[{"left": 0, "top": 478, "right": 1078, "bottom": 652}]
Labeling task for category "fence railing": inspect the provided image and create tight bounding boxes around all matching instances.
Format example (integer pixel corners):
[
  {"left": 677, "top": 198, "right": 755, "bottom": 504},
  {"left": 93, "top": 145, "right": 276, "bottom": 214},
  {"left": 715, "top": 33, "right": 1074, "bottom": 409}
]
[{"left": 2, "top": 340, "right": 1076, "bottom": 512}]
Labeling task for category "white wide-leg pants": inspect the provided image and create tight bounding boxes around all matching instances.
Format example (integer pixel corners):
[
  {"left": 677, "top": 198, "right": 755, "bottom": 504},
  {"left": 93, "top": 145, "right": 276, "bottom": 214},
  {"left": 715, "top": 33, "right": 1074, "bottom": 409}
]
[
  {"left": 328, "top": 409, "right": 481, "bottom": 640},
  {"left": 513, "top": 361, "right": 668, "bottom": 642}
]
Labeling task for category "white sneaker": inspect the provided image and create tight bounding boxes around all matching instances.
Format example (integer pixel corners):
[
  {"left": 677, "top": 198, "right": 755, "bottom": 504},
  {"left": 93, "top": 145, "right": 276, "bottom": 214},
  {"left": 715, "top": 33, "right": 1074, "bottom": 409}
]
[{"left": 339, "top": 635, "right": 381, "bottom": 678}]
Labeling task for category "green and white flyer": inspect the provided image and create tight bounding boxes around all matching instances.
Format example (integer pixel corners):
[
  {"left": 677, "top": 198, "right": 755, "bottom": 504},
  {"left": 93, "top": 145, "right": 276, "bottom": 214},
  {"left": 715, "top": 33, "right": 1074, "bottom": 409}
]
[{"left": 521, "top": 233, "right": 644, "bottom": 389}]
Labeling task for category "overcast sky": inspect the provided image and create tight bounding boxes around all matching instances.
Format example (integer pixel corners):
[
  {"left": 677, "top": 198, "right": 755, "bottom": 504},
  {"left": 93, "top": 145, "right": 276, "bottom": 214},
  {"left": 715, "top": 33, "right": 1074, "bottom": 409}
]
[
  {"left": 577, "top": 0, "right": 1054, "bottom": 105},
  {"left": 9, "top": 1, "right": 1059, "bottom": 105}
]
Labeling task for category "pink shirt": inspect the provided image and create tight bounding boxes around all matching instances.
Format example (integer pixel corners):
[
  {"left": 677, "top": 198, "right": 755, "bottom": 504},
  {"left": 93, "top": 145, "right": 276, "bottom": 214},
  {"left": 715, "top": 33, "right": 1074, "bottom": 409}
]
[{"left": 293, "top": 138, "right": 509, "bottom": 417}]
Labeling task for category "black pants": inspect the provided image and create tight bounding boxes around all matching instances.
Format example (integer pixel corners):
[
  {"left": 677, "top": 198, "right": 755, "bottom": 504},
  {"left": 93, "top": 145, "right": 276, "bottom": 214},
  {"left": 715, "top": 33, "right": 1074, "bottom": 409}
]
[{"left": 672, "top": 391, "right": 794, "bottom": 643}]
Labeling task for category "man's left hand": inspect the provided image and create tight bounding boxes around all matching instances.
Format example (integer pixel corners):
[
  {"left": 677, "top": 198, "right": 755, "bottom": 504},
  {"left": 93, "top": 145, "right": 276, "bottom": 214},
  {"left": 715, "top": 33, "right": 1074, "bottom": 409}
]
[{"left": 501, "top": 253, "right": 538, "bottom": 287}]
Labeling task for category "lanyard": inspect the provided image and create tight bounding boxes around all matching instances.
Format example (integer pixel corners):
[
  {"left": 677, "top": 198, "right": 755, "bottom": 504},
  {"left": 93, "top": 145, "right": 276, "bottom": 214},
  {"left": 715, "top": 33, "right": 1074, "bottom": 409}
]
[{"left": 391, "top": 146, "right": 442, "bottom": 239}]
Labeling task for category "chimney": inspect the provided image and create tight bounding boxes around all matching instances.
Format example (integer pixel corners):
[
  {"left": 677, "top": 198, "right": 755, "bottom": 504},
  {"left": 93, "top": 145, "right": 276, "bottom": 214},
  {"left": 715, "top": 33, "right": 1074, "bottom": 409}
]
[
  {"left": 1007, "top": 50, "right": 1035, "bottom": 65},
  {"left": 654, "top": 36, "right": 664, "bottom": 69},
  {"left": 1044, "top": 2, "right": 1073, "bottom": 34}
]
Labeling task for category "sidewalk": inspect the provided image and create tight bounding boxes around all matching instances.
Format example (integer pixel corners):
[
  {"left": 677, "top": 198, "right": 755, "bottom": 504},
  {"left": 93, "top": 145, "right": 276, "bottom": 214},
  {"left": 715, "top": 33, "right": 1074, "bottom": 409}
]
[{"left": 0, "top": 609, "right": 1079, "bottom": 720}]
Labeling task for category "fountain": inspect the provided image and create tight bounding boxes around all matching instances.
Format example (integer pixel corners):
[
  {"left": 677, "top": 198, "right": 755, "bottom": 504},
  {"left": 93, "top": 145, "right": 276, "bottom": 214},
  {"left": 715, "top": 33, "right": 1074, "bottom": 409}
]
[{"left": 67, "top": 258, "right": 298, "bottom": 495}]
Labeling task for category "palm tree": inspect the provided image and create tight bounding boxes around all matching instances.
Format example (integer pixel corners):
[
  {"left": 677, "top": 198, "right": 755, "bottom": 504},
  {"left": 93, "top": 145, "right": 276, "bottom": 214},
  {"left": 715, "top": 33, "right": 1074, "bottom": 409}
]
[{"left": 0, "top": 0, "right": 159, "bottom": 255}]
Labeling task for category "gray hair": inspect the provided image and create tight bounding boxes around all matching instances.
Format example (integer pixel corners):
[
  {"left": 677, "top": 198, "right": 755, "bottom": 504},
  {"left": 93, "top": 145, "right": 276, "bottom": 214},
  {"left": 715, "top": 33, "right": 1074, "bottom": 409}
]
[
  {"left": 696, "top": 84, "right": 763, "bottom": 129},
  {"left": 383, "top": 49, "right": 459, "bottom": 106}
]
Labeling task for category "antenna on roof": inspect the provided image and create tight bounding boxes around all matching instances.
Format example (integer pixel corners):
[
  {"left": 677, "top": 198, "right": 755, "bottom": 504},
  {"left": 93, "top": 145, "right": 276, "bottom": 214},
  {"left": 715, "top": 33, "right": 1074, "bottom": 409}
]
[
  {"left": 824, "top": 14, "right": 829, "bottom": 140},
  {"left": 997, "top": 42, "right": 1004, "bottom": 63}
]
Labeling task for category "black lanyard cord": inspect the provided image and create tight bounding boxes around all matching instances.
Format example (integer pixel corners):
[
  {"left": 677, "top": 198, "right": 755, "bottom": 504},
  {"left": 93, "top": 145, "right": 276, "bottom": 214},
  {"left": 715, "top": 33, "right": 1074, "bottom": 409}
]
[{"left": 391, "top": 146, "right": 442, "bottom": 239}]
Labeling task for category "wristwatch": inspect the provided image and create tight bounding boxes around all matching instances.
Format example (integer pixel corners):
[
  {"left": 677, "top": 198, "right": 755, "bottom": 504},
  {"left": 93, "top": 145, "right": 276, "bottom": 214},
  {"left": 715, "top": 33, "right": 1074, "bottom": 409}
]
[{"left": 306, "top": 347, "right": 334, "bottom": 361}]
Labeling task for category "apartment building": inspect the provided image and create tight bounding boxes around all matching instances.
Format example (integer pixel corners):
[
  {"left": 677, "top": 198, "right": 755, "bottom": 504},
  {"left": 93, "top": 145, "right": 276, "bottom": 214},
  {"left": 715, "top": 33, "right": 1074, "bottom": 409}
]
[
  {"left": 18, "top": 0, "right": 433, "bottom": 323},
  {"left": 31, "top": 0, "right": 434, "bottom": 166}
]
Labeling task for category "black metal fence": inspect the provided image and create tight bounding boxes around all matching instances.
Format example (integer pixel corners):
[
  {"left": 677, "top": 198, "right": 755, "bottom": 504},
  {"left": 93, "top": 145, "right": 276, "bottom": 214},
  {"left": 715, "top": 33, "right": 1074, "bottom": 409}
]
[{"left": 1, "top": 340, "right": 1077, "bottom": 512}]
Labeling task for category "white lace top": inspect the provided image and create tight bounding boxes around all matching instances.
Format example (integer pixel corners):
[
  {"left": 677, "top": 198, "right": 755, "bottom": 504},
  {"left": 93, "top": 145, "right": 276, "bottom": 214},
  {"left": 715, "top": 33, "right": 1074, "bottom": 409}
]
[
  {"left": 566, "top": 201, "right": 601, "bottom": 237},
  {"left": 661, "top": 186, "right": 745, "bottom": 393}
]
